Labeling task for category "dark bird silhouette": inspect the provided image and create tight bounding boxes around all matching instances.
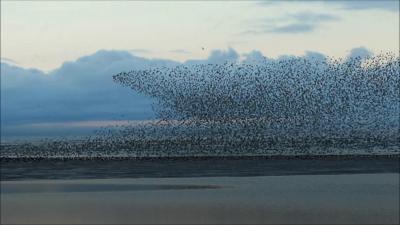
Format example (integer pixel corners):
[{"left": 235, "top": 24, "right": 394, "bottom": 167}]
[{"left": 2, "top": 53, "right": 399, "bottom": 160}]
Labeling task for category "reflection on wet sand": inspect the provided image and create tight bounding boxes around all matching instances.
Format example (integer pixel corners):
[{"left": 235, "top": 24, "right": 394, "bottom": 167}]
[{"left": 2, "top": 183, "right": 221, "bottom": 194}]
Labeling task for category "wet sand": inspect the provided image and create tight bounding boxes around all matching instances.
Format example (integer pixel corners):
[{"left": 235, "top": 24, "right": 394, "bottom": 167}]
[{"left": 1, "top": 173, "right": 399, "bottom": 224}]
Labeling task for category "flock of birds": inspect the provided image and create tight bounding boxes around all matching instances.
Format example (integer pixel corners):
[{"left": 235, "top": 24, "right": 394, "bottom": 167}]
[{"left": 2, "top": 53, "right": 399, "bottom": 159}]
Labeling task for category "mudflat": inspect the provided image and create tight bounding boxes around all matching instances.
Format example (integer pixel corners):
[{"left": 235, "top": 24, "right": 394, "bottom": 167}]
[{"left": 1, "top": 173, "right": 399, "bottom": 224}]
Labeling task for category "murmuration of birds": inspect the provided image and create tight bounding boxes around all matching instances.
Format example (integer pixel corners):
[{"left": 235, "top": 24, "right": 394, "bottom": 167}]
[{"left": 2, "top": 53, "right": 399, "bottom": 159}]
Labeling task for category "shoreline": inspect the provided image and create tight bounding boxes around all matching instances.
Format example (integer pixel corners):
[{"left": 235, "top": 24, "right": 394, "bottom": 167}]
[
  {"left": 1, "top": 153, "right": 399, "bottom": 162},
  {"left": 2, "top": 156, "right": 398, "bottom": 181}
]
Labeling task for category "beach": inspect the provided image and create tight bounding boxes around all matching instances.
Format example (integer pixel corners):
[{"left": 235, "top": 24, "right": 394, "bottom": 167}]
[{"left": 1, "top": 173, "right": 399, "bottom": 224}]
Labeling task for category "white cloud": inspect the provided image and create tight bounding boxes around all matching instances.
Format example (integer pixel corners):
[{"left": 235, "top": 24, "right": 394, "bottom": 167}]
[
  {"left": 258, "top": 1, "right": 399, "bottom": 12},
  {"left": 185, "top": 48, "right": 240, "bottom": 65},
  {"left": 242, "top": 50, "right": 271, "bottom": 64},
  {"left": 304, "top": 51, "right": 327, "bottom": 62},
  {"left": 1, "top": 57, "right": 19, "bottom": 65},
  {"left": 242, "top": 12, "right": 340, "bottom": 35},
  {"left": 327, "top": 1, "right": 399, "bottom": 12},
  {"left": 169, "top": 49, "right": 192, "bottom": 54},
  {"left": 346, "top": 47, "right": 373, "bottom": 60}
]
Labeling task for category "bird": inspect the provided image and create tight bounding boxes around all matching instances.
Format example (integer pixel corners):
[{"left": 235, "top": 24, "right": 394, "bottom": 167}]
[{"left": 3, "top": 53, "right": 399, "bottom": 160}]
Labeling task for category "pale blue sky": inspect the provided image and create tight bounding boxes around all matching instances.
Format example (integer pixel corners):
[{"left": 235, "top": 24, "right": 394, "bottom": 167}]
[{"left": 1, "top": 0, "right": 399, "bottom": 71}]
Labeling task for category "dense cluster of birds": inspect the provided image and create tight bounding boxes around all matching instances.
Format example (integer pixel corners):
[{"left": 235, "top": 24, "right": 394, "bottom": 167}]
[{"left": 2, "top": 53, "right": 399, "bottom": 159}]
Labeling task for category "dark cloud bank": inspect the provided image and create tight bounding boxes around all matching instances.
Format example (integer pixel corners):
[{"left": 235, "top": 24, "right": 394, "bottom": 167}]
[{"left": 0, "top": 47, "right": 377, "bottom": 138}]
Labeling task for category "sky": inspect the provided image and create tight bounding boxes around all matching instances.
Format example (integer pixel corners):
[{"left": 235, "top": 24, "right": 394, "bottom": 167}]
[
  {"left": 1, "top": 0, "right": 399, "bottom": 71},
  {"left": 1, "top": 0, "right": 399, "bottom": 139}
]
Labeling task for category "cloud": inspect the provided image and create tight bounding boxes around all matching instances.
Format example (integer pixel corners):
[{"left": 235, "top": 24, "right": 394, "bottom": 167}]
[
  {"left": 346, "top": 47, "right": 373, "bottom": 60},
  {"left": 185, "top": 48, "right": 240, "bottom": 64},
  {"left": 243, "top": 49, "right": 328, "bottom": 64},
  {"left": 242, "top": 12, "right": 339, "bottom": 35},
  {"left": 1, "top": 48, "right": 241, "bottom": 138},
  {"left": 1, "top": 47, "right": 374, "bottom": 138},
  {"left": 258, "top": 0, "right": 399, "bottom": 12},
  {"left": 1, "top": 57, "right": 18, "bottom": 65},
  {"left": 326, "top": 0, "right": 399, "bottom": 12},
  {"left": 169, "top": 49, "right": 192, "bottom": 54},
  {"left": 206, "top": 48, "right": 240, "bottom": 64},
  {"left": 304, "top": 51, "right": 327, "bottom": 62},
  {"left": 290, "top": 12, "right": 339, "bottom": 22},
  {"left": 128, "top": 48, "right": 153, "bottom": 54},
  {"left": 242, "top": 50, "right": 271, "bottom": 64},
  {"left": 269, "top": 23, "right": 315, "bottom": 33},
  {"left": 1, "top": 50, "right": 182, "bottom": 138}
]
